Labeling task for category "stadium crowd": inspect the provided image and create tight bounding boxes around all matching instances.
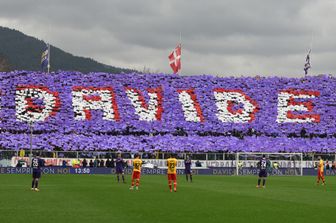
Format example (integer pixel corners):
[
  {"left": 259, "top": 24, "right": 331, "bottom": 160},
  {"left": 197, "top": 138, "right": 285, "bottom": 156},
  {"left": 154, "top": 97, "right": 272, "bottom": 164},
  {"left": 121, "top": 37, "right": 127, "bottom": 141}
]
[{"left": 0, "top": 72, "right": 336, "bottom": 153}]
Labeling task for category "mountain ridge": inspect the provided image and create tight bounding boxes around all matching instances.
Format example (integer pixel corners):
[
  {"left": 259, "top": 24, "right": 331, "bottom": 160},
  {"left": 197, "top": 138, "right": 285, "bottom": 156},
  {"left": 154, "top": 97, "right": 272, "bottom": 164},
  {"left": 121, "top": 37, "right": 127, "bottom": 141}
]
[{"left": 0, "top": 27, "right": 136, "bottom": 74}]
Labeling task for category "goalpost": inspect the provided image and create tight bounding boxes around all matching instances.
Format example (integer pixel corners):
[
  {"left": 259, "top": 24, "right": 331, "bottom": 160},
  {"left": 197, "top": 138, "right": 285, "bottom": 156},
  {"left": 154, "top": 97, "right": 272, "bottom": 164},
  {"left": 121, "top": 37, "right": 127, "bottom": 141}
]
[{"left": 236, "top": 152, "right": 303, "bottom": 176}]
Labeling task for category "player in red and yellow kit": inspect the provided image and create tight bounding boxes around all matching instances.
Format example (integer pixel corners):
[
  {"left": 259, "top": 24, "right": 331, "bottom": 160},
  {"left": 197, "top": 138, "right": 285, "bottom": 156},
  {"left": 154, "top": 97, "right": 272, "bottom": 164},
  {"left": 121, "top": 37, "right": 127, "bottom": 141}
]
[
  {"left": 130, "top": 154, "right": 142, "bottom": 190},
  {"left": 167, "top": 154, "right": 177, "bottom": 192},
  {"left": 316, "top": 156, "right": 326, "bottom": 186}
]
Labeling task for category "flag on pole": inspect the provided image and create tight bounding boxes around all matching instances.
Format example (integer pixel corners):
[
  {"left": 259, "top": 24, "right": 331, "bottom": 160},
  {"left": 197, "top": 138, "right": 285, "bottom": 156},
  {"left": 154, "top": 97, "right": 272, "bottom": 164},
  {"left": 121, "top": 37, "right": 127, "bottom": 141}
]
[
  {"left": 41, "top": 43, "right": 49, "bottom": 71},
  {"left": 168, "top": 44, "right": 181, "bottom": 74},
  {"left": 304, "top": 49, "right": 311, "bottom": 76}
]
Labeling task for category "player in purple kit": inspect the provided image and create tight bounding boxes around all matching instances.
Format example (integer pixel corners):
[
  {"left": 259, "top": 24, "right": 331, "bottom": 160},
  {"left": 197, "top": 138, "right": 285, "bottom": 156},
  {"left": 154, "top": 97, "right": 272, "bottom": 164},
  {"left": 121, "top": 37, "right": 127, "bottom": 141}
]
[
  {"left": 115, "top": 153, "right": 125, "bottom": 183},
  {"left": 184, "top": 155, "right": 192, "bottom": 182},
  {"left": 256, "top": 155, "right": 270, "bottom": 188},
  {"left": 31, "top": 154, "right": 45, "bottom": 192}
]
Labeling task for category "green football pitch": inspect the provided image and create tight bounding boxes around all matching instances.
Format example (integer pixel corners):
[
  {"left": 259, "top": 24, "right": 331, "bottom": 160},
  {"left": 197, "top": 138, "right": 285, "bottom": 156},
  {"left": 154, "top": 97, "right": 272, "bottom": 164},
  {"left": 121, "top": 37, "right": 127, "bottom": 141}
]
[{"left": 0, "top": 174, "right": 335, "bottom": 223}]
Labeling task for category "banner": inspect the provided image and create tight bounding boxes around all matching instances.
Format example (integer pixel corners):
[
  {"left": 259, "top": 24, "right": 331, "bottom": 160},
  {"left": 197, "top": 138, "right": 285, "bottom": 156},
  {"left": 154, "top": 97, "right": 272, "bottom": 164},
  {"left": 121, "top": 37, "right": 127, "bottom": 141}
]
[
  {"left": 10, "top": 157, "right": 320, "bottom": 168},
  {"left": 0, "top": 167, "right": 331, "bottom": 176}
]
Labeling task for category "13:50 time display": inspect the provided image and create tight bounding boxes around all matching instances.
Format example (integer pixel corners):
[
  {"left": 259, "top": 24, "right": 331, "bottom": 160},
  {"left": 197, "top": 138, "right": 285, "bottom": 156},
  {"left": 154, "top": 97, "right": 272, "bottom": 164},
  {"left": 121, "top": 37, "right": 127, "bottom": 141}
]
[{"left": 74, "top": 168, "right": 91, "bottom": 174}]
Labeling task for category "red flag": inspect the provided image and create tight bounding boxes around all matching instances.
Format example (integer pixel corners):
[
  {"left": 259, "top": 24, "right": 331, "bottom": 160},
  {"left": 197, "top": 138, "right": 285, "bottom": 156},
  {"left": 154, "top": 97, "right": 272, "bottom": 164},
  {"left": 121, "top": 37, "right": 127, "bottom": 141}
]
[{"left": 168, "top": 44, "right": 181, "bottom": 74}]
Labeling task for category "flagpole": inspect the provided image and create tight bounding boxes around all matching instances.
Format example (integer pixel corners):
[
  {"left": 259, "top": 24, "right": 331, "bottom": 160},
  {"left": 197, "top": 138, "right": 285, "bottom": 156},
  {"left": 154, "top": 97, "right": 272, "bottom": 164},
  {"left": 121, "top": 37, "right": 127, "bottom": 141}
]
[
  {"left": 308, "top": 32, "right": 313, "bottom": 76},
  {"left": 47, "top": 22, "right": 51, "bottom": 74},
  {"left": 179, "top": 32, "right": 182, "bottom": 75},
  {"left": 310, "top": 32, "right": 314, "bottom": 53},
  {"left": 304, "top": 32, "right": 314, "bottom": 78},
  {"left": 47, "top": 43, "right": 50, "bottom": 74}
]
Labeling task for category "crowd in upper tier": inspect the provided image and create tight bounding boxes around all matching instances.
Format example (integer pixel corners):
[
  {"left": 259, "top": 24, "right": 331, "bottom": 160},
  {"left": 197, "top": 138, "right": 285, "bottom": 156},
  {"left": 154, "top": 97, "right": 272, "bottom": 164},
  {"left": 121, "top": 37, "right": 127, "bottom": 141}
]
[{"left": 0, "top": 71, "right": 336, "bottom": 152}]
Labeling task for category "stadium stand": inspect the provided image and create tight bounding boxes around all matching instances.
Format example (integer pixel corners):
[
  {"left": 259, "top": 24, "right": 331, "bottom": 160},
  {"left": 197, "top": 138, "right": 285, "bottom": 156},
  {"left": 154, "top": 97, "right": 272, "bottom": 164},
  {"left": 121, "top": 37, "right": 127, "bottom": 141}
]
[{"left": 0, "top": 71, "right": 336, "bottom": 152}]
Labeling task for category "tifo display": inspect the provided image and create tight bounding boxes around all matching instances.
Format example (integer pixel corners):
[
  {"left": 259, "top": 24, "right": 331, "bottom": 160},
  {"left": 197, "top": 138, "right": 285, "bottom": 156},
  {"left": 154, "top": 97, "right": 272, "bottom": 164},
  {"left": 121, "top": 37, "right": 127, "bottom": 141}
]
[{"left": 0, "top": 71, "right": 336, "bottom": 152}]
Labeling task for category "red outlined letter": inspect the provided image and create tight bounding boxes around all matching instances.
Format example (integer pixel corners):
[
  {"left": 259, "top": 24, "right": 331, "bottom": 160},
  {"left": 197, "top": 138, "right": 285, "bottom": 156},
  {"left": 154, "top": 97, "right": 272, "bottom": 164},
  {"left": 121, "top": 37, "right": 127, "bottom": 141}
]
[
  {"left": 213, "top": 89, "right": 258, "bottom": 123},
  {"left": 177, "top": 89, "right": 204, "bottom": 122},
  {"left": 125, "top": 87, "right": 163, "bottom": 121},
  {"left": 277, "top": 89, "right": 320, "bottom": 123},
  {"left": 72, "top": 86, "right": 120, "bottom": 121},
  {"left": 16, "top": 85, "right": 60, "bottom": 122}
]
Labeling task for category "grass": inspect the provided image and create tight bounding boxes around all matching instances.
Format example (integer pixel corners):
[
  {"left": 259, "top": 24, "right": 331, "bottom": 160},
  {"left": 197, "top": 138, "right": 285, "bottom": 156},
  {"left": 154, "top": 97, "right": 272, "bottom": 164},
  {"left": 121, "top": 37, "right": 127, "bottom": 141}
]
[{"left": 0, "top": 174, "right": 334, "bottom": 223}]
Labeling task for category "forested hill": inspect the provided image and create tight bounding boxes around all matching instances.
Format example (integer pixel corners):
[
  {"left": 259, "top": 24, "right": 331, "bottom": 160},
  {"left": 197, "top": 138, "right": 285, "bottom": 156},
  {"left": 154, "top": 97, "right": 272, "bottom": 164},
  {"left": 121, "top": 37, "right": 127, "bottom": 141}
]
[{"left": 0, "top": 27, "right": 135, "bottom": 73}]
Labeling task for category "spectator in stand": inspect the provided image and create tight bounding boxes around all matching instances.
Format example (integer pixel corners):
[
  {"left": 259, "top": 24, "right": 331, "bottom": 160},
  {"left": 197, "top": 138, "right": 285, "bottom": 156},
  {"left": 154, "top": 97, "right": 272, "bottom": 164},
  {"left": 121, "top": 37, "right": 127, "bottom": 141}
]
[
  {"left": 62, "top": 160, "right": 67, "bottom": 167},
  {"left": 195, "top": 160, "right": 202, "bottom": 167},
  {"left": 105, "top": 159, "right": 111, "bottom": 168},
  {"left": 314, "top": 162, "right": 318, "bottom": 169},
  {"left": 72, "top": 159, "right": 80, "bottom": 168},
  {"left": 100, "top": 159, "right": 105, "bottom": 167},
  {"left": 82, "top": 158, "right": 88, "bottom": 167},
  {"left": 237, "top": 161, "right": 243, "bottom": 170},
  {"left": 110, "top": 158, "right": 115, "bottom": 168},
  {"left": 19, "top": 149, "right": 25, "bottom": 158},
  {"left": 273, "top": 162, "right": 279, "bottom": 169},
  {"left": 89, "top": 160, "right": 94, "bottom": 167},
  {"left": 332, "top": 161, "right": 336, "bottom": 170},
  {"left": 94, "top": 158, "right": 99, "bottom": 167},
  {"left": 16, "top": 159, "right": 26, "bottom": 167}
]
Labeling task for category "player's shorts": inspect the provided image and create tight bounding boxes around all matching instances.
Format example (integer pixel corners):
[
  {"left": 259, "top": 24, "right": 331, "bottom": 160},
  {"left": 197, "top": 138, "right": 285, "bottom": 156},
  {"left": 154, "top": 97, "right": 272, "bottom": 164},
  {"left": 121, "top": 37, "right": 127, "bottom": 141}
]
[
  {"left": 258, "top": 169, "right": 267, "bottom": 178},
  {"left": 318, "top": 170, "right": 324, "bottom": 177},
  {"left": 168, "top": 173, "right": 177, "bottom": 181},
  {"left": 132, "top": 171, "right": 141, "bottom": 179},
  {"left": 185, "top": 169, "right": 191, "bottom": 175},
  {"left": 116, "top": 167, "right": 124, "bottom": 174},
  {"left": 32, "top": 170, "right": 41, "bottom": 179}
]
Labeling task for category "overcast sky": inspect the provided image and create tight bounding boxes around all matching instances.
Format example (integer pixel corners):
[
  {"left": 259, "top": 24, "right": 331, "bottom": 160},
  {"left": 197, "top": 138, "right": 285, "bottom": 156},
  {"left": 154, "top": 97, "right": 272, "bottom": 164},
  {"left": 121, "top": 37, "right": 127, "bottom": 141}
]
[{"left": 0, "top": 0, "right": 336, "bottom": 77}]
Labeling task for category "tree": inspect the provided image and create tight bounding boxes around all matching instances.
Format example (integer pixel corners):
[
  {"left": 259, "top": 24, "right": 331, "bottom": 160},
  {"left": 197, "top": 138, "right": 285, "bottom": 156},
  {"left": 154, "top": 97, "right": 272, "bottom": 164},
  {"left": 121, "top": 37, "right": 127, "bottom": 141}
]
[{"left": 0, "top": 56, "right": 11, "bottom": 71}]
